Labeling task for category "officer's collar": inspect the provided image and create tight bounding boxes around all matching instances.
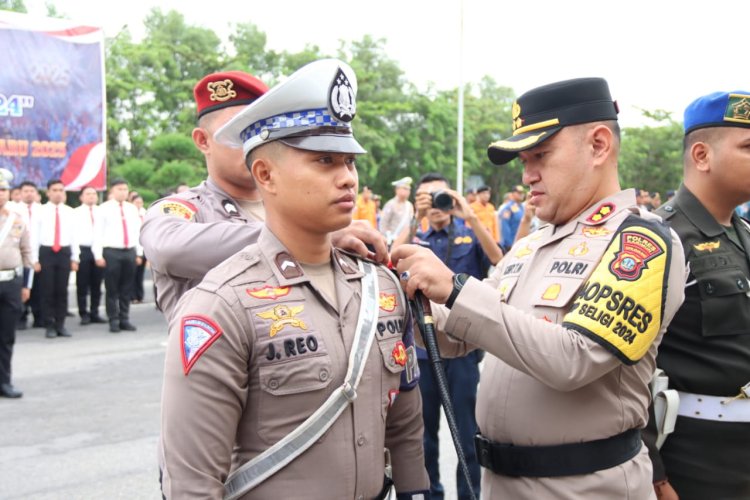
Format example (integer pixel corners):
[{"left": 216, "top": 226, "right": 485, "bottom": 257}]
[
  {"left": 258, "top": 226, "right": 363, "bottom": 286},
  {"left": 671, "top": 185, "right": 725, "bottom": 237}
]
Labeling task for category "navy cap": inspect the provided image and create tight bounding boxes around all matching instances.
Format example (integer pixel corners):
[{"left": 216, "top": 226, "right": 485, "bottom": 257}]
[
  {"left": 684, "top": 91, "right": 750, "bottom": 135},
  {"left": 488, "top": 78, "right": 619, "bottom": 165}
]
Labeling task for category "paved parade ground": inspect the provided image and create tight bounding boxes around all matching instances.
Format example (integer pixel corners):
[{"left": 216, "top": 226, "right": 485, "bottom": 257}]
[{"left": 0, "top": 277, "right": 460, "bottom": 499}]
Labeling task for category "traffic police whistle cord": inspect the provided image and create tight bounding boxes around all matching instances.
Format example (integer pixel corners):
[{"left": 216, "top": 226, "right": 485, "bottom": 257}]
[{"left": 411, "top": 291, "right": 478, "bottom": 500}]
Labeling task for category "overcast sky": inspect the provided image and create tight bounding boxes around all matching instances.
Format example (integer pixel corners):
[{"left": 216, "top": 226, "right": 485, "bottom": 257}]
[{"left": 22, "top": 0, "right": 749, "bottom": 127}]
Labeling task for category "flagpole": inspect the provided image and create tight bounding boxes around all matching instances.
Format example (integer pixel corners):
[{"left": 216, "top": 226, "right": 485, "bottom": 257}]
[{"left": 456, "top": 0, "right": 465, "bottom": 194}]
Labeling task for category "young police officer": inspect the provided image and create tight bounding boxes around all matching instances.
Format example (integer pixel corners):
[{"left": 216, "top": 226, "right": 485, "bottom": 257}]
[
  {"left": 159, "top": 59, "right": 429, "bottom": 500},
  {"left": 142, "top": 71, "right": 391, "bottom": 323},
  {"left": 648, "top": 90, "right": 750, "bottom": 499},
  {"left": 393, "top": 78, "right": 687, "bottom": 498}
]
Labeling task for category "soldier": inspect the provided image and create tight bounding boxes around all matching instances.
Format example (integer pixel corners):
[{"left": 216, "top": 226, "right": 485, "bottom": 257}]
[
  {"left": 0, "top": 168, "right": 31, "bottom": 398},
  {"left": 392, "top": 78, "right": 687, "bottom": 498},
  {"left": 141, "top": 71, "right": 389, "bottom": 323},
  {"left": 159, "top": 59, "right": 429, "bottom": 499},
  {"left": 647, "top": 90, "right": 750, "bottom": 499}
]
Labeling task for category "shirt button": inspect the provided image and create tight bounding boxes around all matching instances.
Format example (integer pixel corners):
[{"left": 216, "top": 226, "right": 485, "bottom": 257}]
[
  {"left": 357, "top": 495, "right": 364, "bottom": 500},
  {"left": 268, "top": 379, "right": 279, "bottom": 390},
  {"left": 705, "top": 282, "right": 715, "bottom": 295},
  {"left": 737, "top": 279, "right": 745, "bottom": 290},
  {"left": 357, "top": 434, "right": 365, "bottom": 446},
  {"left": 664, "top": 205, "right": 674, "bottom": 212},
  {"left": 319, "top": 369, "right": 329, "bottom": 381}
]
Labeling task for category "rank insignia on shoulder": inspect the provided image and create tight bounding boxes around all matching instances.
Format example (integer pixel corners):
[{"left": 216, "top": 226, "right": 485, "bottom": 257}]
[
  {"left": 379, "top": 292, "right": 397, "bottom": 312},
  {"left": 585, "top": 202, "right": 616, "bottom": 224},
  {"left": 247, "top": 285, "right": 291, "bottom": 300},
  {"left": 693, "top": 240, "right": 721, "bottom": 253},
  {"left": 275, "top": 252, "right": 303, "bottom": 279},
  {"left": 392, "top": 341, "right": 408, "bottom": 366},
  {"left": 161, "top": 199, "right": 197, "bottom": 220},
  {"left": 181, "top": 316, "right": 223, "bottom": 375},
  {"left": 222, "top": 199, "right": 240, "bottom": 216},
  {"left": 256, "top": 304, "right": 308, "bottom": 337}
]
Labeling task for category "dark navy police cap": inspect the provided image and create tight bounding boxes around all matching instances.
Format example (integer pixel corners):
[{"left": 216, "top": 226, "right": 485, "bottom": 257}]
[
  {"left": 684, "top": 91, "right": 750, "bottom": 135},
  {"left": 488, "top": 77, "right": 619, "bottom": 165}
]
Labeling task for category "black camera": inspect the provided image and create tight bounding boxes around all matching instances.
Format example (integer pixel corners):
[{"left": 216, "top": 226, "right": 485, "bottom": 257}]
[{"left": 431, "top": 190, "right": 454, "bottom": 211}]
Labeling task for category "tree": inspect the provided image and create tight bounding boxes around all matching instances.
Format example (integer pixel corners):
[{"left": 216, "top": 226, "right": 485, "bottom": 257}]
[
  {"left": 619, "top": 109, "right": 683, "bottom": 196},
  {"left": 0, "top": 0, "right": 26, "bottom": 13}
]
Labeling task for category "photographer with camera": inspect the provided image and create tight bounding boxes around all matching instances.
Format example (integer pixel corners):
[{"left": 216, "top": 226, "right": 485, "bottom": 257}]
[{"left": 393, "top": 172, "right": 501, "bottom": 500}]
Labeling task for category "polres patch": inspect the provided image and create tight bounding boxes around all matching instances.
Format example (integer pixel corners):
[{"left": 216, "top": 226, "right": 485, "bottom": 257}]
[
  {"left": 563, "top": 216, "right": 671, "bottom": 365},
  {"left": 181, "top": 315, "right": 223, "bottom": 375}
]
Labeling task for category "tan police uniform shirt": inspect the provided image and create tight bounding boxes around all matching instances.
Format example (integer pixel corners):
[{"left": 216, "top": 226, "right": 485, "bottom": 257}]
[
  {"left": 0, "top": 208, "right": 31, "bottom": 271},
  {"left": 160, "top": 227, "right": 429, "bottom": 499},
  {"left": 430, "top": 189, "right": 687, "bottom": 499},
  {"left": 140, "top": 178, "right": 263, "bottom": 322}
]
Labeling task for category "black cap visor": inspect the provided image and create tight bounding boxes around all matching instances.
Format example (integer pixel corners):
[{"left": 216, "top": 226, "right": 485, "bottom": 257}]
[{"left": 487, "top": 126, "right": 562, "bottom": 165}]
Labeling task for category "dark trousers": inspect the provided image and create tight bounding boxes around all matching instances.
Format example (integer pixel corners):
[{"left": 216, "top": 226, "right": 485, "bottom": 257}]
[
  {"left": 76, "top": 246, "right": 103, "bottom": 318},
  {"left": 661, "top": 416, "right": 750, "bottom": 499},
  {"left": 0, "top": 276, "right": 23, "bottom": 384},
  {"left": 133, "top": 256, "right": 146, "bottom": 301},
  {"left": 20, "top": 271, "right": 41, "bottom": 325},
  {"left": 103, "top": 247, "right": 136, "bottom": 322},
  {"left": 38, "top": 246, "right": 71, "bottom": 329},
  {"left": 418, "top": 351, "right": 482, "bottom": 500}
]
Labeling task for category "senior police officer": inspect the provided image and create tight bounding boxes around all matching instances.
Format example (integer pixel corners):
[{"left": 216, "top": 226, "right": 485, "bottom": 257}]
[
  {"left": 646, "top": 91, "right": 750, "bottom": 499},
  {"left": 392, "top": 78, "right": 687, "bottom": 498},
  {"left": 159, "top": 59, "right": 430, "bottom": 499},
  {"left": 0, "top": 168, "right": 32, "bottom": 398},
  {"left": 141, "top": 71, "right": 389, "bottom": 323}
]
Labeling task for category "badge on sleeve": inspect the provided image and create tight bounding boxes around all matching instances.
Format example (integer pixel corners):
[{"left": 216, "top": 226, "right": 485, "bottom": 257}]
[
  {"left": 160, "top": 198, "right": 197, "bottom": 220},
  {"left": 181, "top": 315, "right": 223, "bottom": 375},
  {"left": 562, "top": 216, "right": 672, "bottom": 365}
]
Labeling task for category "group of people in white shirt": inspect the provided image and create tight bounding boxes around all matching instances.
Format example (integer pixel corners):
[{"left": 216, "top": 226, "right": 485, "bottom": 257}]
[{"left": 8, "top": 178, "right": 144, "bottom": 336}]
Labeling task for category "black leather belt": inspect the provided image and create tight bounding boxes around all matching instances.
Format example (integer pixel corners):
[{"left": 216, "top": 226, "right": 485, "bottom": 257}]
[{"left": 475, "top": 428, "right": 642, "bottom": 477}]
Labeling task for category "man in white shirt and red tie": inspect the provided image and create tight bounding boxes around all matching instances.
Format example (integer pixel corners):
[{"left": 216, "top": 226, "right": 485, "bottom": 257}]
[
  {"left": 93, "top": 179, "right": 142, "bottom": 333},
  {"left": 32, "top": 179, "right": 79, "bottom": 338},
  {"left": 16, "top": 181, "right": 43, "bottom": 330},
  {"left": 74, "top": 186, "right": 106, "bottom": 325}
]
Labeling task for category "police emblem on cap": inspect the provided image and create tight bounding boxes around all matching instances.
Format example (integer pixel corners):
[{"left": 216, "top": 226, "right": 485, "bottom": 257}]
[
  {"left": 728, "top": 95, "right": 750, "bottom": 122},
  {"left": 207, "top": 79, "right": 237, "bottom": 102},
  {"left": 329, "top": 67, "right": 356, "bottom": 122}
]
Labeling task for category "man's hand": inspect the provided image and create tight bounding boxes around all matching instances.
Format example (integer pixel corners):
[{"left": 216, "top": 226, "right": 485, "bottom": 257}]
[
  {"left": 33, "top": 262, "right": 41, "bottom": 273},
  {"left": 95, "top": 258, "right": 106, "bottom": 268},
  {"left": 21, "top": 287, "right": 30, "bottom": 302},
  {"left": 71, "top": 261, "right": 79, "bottom": 272},
  {"left": 413, "top": 189, "right": 432, "bottom": 221},
  {"left": 136, "top": 256, "right": 143, "bottom": 266},
  {"left": 654, "top": 480, "right": 679, "bottom": 500},
  {"left": 332, "top": 219, "right": 388, "bottom": 264},
  {"left": 391, "top": 244, "right": 454, "bottom": 302}
]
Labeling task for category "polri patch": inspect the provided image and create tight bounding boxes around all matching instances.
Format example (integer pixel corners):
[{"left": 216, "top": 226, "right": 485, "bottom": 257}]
[
  {"left": 392, "top": 341, "right": 407, "bottom": 366},
  {"left": 562, "top": 216, "right": 671, "bottom": 365},
  {"left": 181, "top": 315, "right": 223, "bottom": 375},
  {"left": 160, "top": 199, "right": 197, "bottom": 220}
]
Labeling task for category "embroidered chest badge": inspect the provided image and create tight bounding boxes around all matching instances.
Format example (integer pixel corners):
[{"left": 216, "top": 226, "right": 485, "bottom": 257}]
[
  {"left": 379, "top": 292, "right": 397, "bottom": 312},
  {"left": 247, "top": 285, "right": 291, "bottom": 300},
  {"left": 255, "top": 304, "right": 308, "bottom": 337},
  {"left": 693, "top": 240, "right": 721, "bottom": 253},
  {"left": 392, "top": 341, "right": 408, "bottom": 366}
]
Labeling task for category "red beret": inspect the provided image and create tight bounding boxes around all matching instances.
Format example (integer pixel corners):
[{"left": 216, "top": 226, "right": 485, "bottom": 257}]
[{"left": 194, "top": 71, "right": 269, "bottom": 118}]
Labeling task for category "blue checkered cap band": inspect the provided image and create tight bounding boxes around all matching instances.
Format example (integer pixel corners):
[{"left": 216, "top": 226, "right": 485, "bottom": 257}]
[{"left": 240, "top": 107, "right": 351, "bottom": 143}]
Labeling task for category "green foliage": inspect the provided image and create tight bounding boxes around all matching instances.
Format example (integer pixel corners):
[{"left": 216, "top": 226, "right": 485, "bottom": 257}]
[
  {"left": 98, "top": 8, "right": 684, "bottom": 204},
  {"left": 619, "top": 110, "right": 683, "bottom": 196},
  {"left": 0, "top": 0, "right": 26, "bottom": 13}
]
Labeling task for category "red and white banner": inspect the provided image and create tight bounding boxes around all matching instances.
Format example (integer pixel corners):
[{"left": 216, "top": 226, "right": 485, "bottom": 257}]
[{"left": 0, "top": 11, "right": 106, "bottom": 191}]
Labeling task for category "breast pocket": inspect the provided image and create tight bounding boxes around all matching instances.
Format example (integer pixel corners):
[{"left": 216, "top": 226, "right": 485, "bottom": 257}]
[
  {"left": 696, "top": 269, "right": 750, "bottom": 337},
  {"left": 376, "top": 332, "right": 407, "bottom": 421}
]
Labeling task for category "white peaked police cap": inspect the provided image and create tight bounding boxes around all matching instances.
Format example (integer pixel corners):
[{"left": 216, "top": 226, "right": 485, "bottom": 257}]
[
  {"left": 0, "top": 168, "right": 13, "bottom": 189},
  {"left": 214, "top": 58, "right": 366, "bottom": 158}
]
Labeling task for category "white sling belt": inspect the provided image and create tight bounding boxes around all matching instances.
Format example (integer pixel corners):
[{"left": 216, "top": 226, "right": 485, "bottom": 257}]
[{"left": 224, "top": 260, "right": 380, "bottom": 500}]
